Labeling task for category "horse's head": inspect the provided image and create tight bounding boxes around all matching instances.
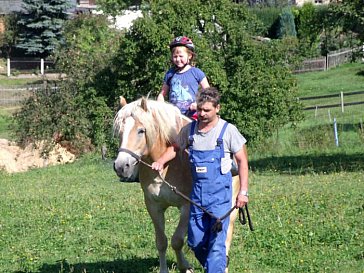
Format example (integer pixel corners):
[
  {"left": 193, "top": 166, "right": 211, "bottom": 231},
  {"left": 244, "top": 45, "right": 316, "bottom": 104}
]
[{"left": 113, "top": 97, "right": 187, "bottom": 181}]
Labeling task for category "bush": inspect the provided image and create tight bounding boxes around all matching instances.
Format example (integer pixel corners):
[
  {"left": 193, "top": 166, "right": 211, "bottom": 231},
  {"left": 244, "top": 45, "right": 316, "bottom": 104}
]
[
  {"left": 13, "top": 15, "right": 121, "bottom": 156},
  {"left": 294, "top": 124, "right": 334, "bottom": 149}
]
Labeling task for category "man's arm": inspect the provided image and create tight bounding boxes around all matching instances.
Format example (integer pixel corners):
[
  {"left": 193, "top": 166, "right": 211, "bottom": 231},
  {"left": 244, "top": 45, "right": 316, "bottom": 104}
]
[
  {"left": 151, "top": 145, "right": 178, "bottom": 171},
  {"left": 234, "top": 145, "right": 249, "bottom": 208}
]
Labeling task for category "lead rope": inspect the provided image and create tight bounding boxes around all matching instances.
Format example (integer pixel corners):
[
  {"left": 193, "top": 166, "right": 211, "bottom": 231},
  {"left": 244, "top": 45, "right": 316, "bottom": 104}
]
[{"left": 118, "top": 147, "right": 253, "bottom": 232}]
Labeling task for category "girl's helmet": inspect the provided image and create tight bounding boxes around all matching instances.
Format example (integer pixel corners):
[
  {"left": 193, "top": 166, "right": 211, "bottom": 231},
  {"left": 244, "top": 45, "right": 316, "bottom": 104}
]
[{"left": 169, "top": 36, "right": 195, "bottom": 52}]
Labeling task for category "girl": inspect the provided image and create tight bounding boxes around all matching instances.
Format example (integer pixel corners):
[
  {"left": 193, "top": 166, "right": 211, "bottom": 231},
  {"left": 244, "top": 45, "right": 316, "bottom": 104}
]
[{"left": 157, "top": 36, "right": 210, "bottom": 118}]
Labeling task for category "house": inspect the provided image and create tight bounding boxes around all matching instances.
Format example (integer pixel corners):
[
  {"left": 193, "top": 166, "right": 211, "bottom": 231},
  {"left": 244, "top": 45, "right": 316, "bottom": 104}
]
[
  {"left": 294, "top": 0, "right": 330, "bottom": 6},
  {"left": 0, "top": 0, "right": 24, "bottom": 14}
]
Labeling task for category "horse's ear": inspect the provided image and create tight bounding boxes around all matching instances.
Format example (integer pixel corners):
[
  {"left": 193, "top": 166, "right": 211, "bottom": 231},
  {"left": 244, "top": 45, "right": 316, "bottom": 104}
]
[
  {"left": 141, "top": 97, "right": 148, "bottom": 111},
  {"left": 119, "top": 96, "right": 127, "bottom": 107}
]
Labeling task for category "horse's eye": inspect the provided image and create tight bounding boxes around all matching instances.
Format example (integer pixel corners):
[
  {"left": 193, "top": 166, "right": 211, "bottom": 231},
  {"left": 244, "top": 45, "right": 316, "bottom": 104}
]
[{"left": 138, "top": 128, "right": 146, "bottom": 135}]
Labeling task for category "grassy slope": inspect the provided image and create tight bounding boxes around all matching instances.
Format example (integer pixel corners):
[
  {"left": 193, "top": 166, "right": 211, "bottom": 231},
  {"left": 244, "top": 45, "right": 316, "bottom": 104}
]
[
  {"left": 251, "top": 62, "right": 364, "bottom": 160},
  {"left": 294, "top": 62, "right": 364, "bottom": 97},
  {"left": 0, "top": 156, "right": 362, "bottom": 273}
]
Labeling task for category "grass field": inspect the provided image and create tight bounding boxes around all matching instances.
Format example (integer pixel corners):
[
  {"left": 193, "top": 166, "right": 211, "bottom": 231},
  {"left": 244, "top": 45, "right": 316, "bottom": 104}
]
[
  {"left": 0, "top": 156, "right": 363, "bottom": 273},
  {"left": 294, "top": 63, "right": 364, "bottom": 97},
  {"left": 0, "top": 75, "right": 42, "bottom": 86},
  {"left": 0, "top": 63, "right": 364, "bottom": 273}
]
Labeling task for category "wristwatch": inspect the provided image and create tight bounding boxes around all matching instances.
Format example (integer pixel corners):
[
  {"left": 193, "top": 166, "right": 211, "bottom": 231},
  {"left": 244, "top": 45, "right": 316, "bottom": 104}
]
[{"left": 239, "top": 190, "right": 248, "bottom": 197}]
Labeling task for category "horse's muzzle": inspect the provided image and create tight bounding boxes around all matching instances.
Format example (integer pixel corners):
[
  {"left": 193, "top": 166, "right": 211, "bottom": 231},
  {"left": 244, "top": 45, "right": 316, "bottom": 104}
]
[{"left": 113, "top": 158, "right": 139, "bottom": 182}]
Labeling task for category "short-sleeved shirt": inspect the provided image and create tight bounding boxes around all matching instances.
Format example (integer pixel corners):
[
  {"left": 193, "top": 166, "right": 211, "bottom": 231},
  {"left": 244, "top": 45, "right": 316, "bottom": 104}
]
[
  {"left": 176, "top": 118, "right": 247, "bottom": 173},
  {"left": 164, "top": 67, "right": 206, "bottom": 115}
]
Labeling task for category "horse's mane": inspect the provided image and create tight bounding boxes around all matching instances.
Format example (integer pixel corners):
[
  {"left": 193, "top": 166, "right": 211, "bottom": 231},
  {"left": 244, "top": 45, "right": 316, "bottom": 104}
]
[{"left": 113, "top": 98, "right": 190, "bottom": 151}]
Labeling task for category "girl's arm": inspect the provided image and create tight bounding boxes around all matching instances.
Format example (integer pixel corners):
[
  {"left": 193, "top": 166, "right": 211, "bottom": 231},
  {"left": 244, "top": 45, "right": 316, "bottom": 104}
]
[
  {"left": 200, "top": 77, "right": 210, "bottom": 89},
  {"left": 157, "top": 83, "right": 169, "bottom": 102},
  {"left": 190, "top": 77, "right": 210, "bottom": 111}
]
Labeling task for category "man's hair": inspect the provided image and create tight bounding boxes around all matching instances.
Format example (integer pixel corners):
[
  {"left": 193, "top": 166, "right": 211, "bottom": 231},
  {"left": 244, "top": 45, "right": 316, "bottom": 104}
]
[{"left": 196, "top": 87, "right": 221, "bottom": 107}]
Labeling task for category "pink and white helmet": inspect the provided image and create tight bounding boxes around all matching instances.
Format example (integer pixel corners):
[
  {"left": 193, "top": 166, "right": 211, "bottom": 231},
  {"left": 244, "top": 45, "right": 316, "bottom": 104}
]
[{"left": 169, "top": 36, "right": 195, "bottom": 52}]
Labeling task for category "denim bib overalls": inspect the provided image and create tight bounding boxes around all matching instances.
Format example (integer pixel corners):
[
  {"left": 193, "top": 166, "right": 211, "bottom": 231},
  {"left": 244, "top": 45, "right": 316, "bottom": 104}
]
[{"left": 187, "top": 121, "right": 232, "bottom": 273}]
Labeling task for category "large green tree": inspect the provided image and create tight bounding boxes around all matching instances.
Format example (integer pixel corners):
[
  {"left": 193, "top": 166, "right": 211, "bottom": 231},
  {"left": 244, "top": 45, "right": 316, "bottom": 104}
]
[
  {"left": 16, "top": 0, "right": 73, "bottom": 57},
  {"left": 15, "top": 0, "right": 302, "bottom": 153},
  {"left": 103, "top": 0, "right": 302, "bottom": 143}
]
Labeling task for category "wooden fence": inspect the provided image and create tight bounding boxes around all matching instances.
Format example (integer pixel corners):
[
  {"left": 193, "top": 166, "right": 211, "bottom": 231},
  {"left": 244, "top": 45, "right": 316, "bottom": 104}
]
[
  {"left": 0, "top": 58, "right": 57, "bottom": 76},
  {"left": 294, "top": 47, "right": 359, "bottom": 73}
]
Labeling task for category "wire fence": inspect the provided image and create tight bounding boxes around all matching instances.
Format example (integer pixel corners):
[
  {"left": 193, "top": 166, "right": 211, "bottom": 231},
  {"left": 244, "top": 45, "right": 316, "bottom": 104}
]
[
  {"left": 299, "top": 90, "right": 364, "bottom": 112},
  {"left": 0, "top": 84, "right": 58, "bottom": 106}
]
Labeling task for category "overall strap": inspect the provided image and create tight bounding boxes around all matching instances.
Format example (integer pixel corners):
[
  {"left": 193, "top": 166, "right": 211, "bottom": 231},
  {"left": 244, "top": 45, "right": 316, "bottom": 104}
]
[
  {"left": 216, "top": 121, "right": 229, "bottom": 158},
  {"left": 188, "top": 121, "right": 197, "bottom": 147}
]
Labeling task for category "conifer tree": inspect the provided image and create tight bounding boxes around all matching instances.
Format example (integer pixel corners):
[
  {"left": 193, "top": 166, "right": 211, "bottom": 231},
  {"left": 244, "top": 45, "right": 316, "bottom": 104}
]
[
  {"left": 17, "top": 0, "right": 73, "bottom": 57},
  {"left": 277, "top": 7, "right": 297, "bottom": 38}
]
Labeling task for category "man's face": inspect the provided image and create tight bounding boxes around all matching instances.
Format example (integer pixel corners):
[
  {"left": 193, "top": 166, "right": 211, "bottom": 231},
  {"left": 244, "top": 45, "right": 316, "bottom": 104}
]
[{"left": 197, "top": 101, "right": 220, "bottom": 124}]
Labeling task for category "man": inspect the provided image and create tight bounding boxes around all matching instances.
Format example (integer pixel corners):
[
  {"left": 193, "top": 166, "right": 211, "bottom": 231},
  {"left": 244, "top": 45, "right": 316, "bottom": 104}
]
[{"left": 152, "top": 87, "right": 249, "bottom": 273}]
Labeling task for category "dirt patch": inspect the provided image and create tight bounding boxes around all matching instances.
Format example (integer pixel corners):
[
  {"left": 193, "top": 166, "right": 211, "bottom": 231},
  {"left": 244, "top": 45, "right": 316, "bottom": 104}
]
[{"left": 0, "top": 138, "right": 75, "bottom": 173}]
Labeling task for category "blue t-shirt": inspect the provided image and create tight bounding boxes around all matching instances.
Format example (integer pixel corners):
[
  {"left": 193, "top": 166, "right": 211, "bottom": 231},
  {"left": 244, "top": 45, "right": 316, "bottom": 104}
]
[{"left": 163, "top": 67, "right": 206, "bottom": 115}]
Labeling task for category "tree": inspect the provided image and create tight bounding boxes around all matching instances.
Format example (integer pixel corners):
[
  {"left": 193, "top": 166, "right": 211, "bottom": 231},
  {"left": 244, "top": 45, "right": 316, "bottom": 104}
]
[
  {"left": 14, "top": 14, "right": 121, "bottom": 153},
  {"left": 293, "top": 3, "right": 322, "bottom": 57},
  {"left": 14, "top": 0, "right": 303, "bottom": 153},
  {"left": 330, "top": 0, "right": 364, "bottom": 43},
  {"left": 104, "top": 0, "right": 302, "bottom": 143},
  {"left": 0, "top": 13, "right": 20, "bottom": 57},
  {"left": 16, "top": 0, "right": 73, "bottom": 57},
  {"left": 277, "top": 7, "right": 297, "bottom": 38}
]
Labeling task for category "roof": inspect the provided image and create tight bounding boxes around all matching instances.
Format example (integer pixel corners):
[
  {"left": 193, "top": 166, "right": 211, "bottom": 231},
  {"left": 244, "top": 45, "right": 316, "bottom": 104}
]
[{"left": 0, "top": 0, "right": 24, "bottom": 14}]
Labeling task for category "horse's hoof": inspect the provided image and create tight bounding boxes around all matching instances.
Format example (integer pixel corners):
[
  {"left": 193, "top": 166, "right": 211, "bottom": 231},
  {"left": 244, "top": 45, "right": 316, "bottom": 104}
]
[{"left": 183, "top": 268, "right": 194, "bottom": 273}]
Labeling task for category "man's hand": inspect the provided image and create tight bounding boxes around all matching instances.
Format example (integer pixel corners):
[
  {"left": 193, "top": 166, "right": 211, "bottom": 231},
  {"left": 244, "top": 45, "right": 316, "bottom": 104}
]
[
  {"left": 151, "top": 161, "right": 164, "bottom": 172},
  {"left": 235, "top": 193, "right": 248, "bottom": 208}
]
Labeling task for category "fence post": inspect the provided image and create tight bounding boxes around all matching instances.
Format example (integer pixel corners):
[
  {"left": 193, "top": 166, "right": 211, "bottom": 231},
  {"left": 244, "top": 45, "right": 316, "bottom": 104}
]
[
  {"left": 41, "top": 58, "right": 44, "bottom": 75},
  {"left": 340, "top": 91, "right": 344, "bottom": 113},
  {"left": 333, "top": 118, "right": 339, "bottom": 147},
  {"left": 328, "top": 109, "right": 331, "bottom": 122},
  {"left": 7, "top": 58, "right": 11, "bottom": 77}
]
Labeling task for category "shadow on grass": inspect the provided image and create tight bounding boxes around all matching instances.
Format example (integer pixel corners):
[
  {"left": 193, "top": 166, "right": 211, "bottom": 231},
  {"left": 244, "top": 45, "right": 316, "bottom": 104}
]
[
  {"left": 14, "top": 257, "right": 162, "bottom": 273},
  {"left": 250, "top": 153, "right": 364, "bottom": 174}
]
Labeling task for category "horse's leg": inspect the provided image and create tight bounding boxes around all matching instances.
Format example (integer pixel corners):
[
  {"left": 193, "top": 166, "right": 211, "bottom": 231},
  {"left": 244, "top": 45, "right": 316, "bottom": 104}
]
[
  {"left": 145, "top": 198, "right": 169, "bottom": 273},
  {"left": 225, "top": 176, "right": 240, "bottom": 273},
  {"left": 171, "top": 203, "right": 193, "bottom": 273}
]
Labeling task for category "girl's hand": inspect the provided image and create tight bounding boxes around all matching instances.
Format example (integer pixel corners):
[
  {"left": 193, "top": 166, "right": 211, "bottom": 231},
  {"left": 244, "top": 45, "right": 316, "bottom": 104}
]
[{"left": 189, "top": 102, "right": 197, "bottom": 111}]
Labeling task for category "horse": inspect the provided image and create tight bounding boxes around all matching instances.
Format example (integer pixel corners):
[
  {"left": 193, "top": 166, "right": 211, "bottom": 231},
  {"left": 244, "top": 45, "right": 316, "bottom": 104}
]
[{"left": 113, "top": 97, "right": 240, "bottom": 273}]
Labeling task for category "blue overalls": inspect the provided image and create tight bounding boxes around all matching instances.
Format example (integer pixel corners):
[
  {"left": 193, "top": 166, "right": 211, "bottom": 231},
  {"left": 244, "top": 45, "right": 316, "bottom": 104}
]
[{"left": 187, "top": 121, "right": 232, "bottom": 273}]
